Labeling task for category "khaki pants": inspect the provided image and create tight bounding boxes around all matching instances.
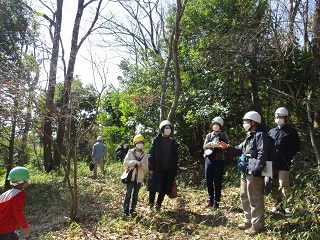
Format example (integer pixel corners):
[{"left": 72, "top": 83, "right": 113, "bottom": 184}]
[
  {"left": 271, "top": 170, "right": 290, "bottom": 209},
  {"left": 93, "top": 157, "right": 105, "bottom": 178},
  {"left": 240, "top": 173, "right": 264, "bottom": 230}
]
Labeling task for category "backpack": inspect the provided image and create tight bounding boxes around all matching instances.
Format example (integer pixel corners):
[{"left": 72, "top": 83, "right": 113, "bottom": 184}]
[{"left": 116, "top": 145, "right": 125, "bottom": 161}]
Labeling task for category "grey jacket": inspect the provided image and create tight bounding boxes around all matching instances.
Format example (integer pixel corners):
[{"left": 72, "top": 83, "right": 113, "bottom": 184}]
[{"left": 91, "top": 141, "right": 107, "bottom": 159}]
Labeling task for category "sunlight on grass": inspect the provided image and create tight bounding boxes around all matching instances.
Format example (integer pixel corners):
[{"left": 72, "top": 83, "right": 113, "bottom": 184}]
[{"left": 2, "top": 154, "right": 317, "bottom": 239}]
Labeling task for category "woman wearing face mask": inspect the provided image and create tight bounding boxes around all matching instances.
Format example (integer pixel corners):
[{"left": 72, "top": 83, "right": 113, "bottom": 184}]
[
  {"left": 122, "top": 134, "right": 148, "bottom": 216},
  {"left": 203, "top": 117, "right": 229, "bottom": 210},
  {"left": 268, "top": 107, "right": 300, "bottom": 217},
  {"left": 147, "top": 120, "right": 179, "bottom": 213},
  {"left": 219, "top": 111, "right": 268, "bottom": 236}
]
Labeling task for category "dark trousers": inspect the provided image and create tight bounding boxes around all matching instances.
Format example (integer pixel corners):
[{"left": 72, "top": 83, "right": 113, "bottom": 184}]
[
  {"left": 0, "top": 232, "right": 19, "bottom": 240},
  {"left": 149, "top": 171, "right": 168, "bottom": 208},
  {"left": 205, "top": 157, "right": 225, "bottom": 203}
]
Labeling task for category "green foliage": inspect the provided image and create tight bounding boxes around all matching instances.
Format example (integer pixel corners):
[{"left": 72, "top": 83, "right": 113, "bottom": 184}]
[{"left": 0, "top": 0, "right": 32, "bottom": 61}]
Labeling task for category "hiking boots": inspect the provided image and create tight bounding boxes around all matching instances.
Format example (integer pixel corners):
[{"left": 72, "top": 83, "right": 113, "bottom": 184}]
[
  {"left": 155, "top": 205, "right": 161, "bottom": 212},
  {"left": 147, "top": 205, "right": 154, "bottom": 213},
  {"left": 213, "top": 202, "right": 219, "bottom": 210},
  {"left": 271, "top": 207, "right": 292, "bottom": 217},
  {"left": 238, "top": 222, "right": 251, "bottom": 230},
  {"left": 244, "top": 227, "right": 262, "bottom": 236},
  {"left": 270, "top": 206, "right": 282, "bottom": 213}
]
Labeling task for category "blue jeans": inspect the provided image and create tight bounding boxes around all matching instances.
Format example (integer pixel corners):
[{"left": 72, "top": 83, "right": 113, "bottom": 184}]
[
  {"left": 123, "top": 181, "right": 141, "bottom": 214},
  {"left": 205, "top": 157, "right": 225, "bottom": 203}
]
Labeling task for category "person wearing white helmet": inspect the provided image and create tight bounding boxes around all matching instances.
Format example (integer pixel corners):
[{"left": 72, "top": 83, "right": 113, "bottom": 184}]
[
  {"left": 0, "top": 167, "right": 31, "bottom": 239},
  {"left": 220, "top": 111, "right": 268, "bottom": 236},
  {"left": 122, "top": 134, "right": 148, "bottom": 216},
  {"left": 268, "top": 107, "right": 300, "bottom": 217},
  {"left": 147, "top": 120, "right": 179, "bottom": 213},
  {"left": 203, "top": 117, "right": 229, "bottom": 210},
  {"left": 91, "top": 136, "right": 107, "bottom": 178}
]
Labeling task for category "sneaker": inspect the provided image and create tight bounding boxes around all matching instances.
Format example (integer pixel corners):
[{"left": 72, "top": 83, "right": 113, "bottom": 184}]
[
  {"left": 270, "top": 206, "right": 280, "bottom": 213},
  {"left": 155, "top": 205, "right": 161, "bottom": 212},
  {"left": 238, "top": 222, "right": 251, "bottom": 230},
  {"left": 284, "top": 209, "right": 292, "bottom": 217},
  {"left": 212, "top": 202, "right": 219, "bottom": 210},
  {"left": 147, "top": 205, "right": 154, "bottom": 213},
  {"left": 244, "top": 227, "right": 262, "bottom": 236}
]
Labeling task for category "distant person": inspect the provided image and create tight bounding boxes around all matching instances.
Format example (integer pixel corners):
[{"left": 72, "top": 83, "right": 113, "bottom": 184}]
[
  {"left": 220, "top": 111, "right": 268, "bottom": 236},
  {"left": 0, "top": 167, "right": 31, "bottom": 240},
  {"left": 122, "top": 134, "right": 148, "bottom": 216},
  {"left": 147, "top": 120, "right": 179, "bottom": 213},
  {"left": 203, "top": 117, "right": 229, "bottom": 210},
  {"left": 268, "top": 107, "right": 300, "bottom": 217},
  {"left": 116, "top": 143, "right": 125, "bottom": 161},
  {"left": 91, "top": 136, "right": 107, "bottom": 178}
]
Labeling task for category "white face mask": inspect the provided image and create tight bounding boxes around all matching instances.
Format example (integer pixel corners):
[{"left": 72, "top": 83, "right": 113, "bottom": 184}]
[
  {"left": 136, "top": 143, "right": 144, "bottom": 149},
  {"left": 243, "top": 123, "right": 251, "bottom": 131},
  {"left": 164, "top": 128, "right": 171, "bottom": 136},
  {"left": 212, "top": 125, "right": 220, "bottom": 132},
  {"left": 275, "top": 118, "right": 285, "bottom": 126}
]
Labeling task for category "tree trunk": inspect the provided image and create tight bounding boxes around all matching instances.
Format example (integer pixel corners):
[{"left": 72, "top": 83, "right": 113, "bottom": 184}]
[
  {"left": 5, "top": 107, "right": 17, "bottom": 188},
  {"left": 55, "top": 0, "right": 103, "bottom": 169},
  {"left": 43, "top": 0, "right": 64, "bottom": 172},
  {"left": 309, "top": 0, "right": 320, "bottom": 171},
  {"left": 161, "top": 0, "right": 188, "bottom": 124},
  {"left": 18, "top": 68, "right": 39, "bottom": 165}
]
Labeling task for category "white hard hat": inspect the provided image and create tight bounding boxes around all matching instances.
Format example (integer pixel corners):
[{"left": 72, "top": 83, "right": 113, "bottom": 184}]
[
  {"left": 243, "top": 111, "right": 261, "bottom": 123},
  {"left": 97, "top": 136, "right": 103, "bottom": 141},
  {"left": 210, "top": 117, "right": 224, "bottom": 127},
  {"left": 159, "top": 120, "right": 172, "bottom": 130},
  {"left": 275, "top": 107, "right": 288, "bottom": 117}
]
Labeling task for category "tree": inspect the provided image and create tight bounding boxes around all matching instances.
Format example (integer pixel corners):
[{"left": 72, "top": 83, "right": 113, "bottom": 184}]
[
  {"left": 308, "top": 0, "right": 320, "bottom": 170},
  {"left": 0, "top": 0, "right": 39, "bottom": 187},
  {"left": 161, "top": 0, "right": 188, "bottom": 124},
  {"left": 99, "top": 0, "right": 188, "bottom": 137},
  {"left": 41, "top": 0, "right": 64, "bottom": 172},
  {"left": 56, "top": 80, "right": 101, "bottom": 220},
  {"left": 268, "top": 0, "right": 320, "bottom": 169}
]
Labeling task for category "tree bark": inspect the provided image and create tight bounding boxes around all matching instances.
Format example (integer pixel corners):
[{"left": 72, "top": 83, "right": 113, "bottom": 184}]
[
  {"left": 18, "top": 67, "right": 40, "bottom": 165},
  {"left": 161, "top": 0, "right": 188, "bottom": 124},
  {"left": 55, "top": 0, "right": 103, "bottom": 169},
  {"left": 43, "top": 0, "right": 64, "bottom": 172}
]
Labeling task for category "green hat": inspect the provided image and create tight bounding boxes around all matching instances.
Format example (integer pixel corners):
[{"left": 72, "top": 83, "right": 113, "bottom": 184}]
[{"left": 8, "top": 166, "right": 30, "bottom": 182}]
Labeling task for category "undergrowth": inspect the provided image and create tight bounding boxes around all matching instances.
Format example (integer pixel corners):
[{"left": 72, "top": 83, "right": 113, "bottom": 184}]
[{"left": 0, "top": 151, "right": 319, "bottom": 239}]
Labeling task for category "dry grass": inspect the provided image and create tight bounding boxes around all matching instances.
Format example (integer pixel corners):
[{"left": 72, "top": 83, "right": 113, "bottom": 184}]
[{"left": 2, "top": 157, "right": 317, "bottom": 240}]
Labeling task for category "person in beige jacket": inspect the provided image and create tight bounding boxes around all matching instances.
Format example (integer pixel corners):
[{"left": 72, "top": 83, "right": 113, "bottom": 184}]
[{"left": 122, "top": 134, "right": 148, "bottom": 216}]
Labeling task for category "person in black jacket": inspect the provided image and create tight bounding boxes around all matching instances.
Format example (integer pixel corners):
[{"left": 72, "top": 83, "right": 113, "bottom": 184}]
[
  {"left": 147, "top": 120, "right": 179, "bottom": 213},
  {"left": 268, "top": 107, "right": 300, "bottom": 217},
  {"left": 203, "top": 117, "right": 229, "bottom": 210},
  {"left": 116, "top": 143, "right": 125, "bottom": 161}
]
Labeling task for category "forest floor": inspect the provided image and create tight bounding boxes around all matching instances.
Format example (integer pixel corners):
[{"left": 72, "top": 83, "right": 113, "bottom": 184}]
[{"left": 6, "top": 161, "right": 295, "bottom": 240}]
